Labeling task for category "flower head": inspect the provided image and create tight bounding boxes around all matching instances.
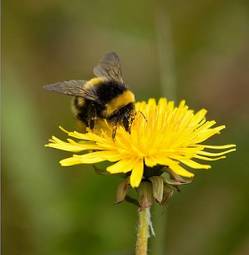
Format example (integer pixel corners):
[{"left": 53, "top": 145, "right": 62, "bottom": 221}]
[{"left": 46, "top": 98, "right": 236, "bottom": 188}]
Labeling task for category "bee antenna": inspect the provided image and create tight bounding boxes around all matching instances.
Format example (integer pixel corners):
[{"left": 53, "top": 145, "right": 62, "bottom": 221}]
[{"left": 136, "top": 111, "right": 147, "bottom": 122}]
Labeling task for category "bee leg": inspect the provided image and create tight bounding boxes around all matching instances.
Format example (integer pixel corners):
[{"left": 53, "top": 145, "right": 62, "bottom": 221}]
[
  {"left": 87, "top": 102, "right": 97, "bottom": 129},
  {"left": 137, "top": 111, "right": 147, "bottom": 122},
  {"left": 123, "top": 116, "right": 131, "bottom": 133},
  {"left": 87, "top": 113, "right": 95, "bottom": 129},
  {"left": 123, "top": 110, "right": 136, "bottom": 133},
  {"left": 112, "top": 123, "right": 118, "bottom": 140},
  {"left": 89, "top": 118, "right": 95, "bottom": 129}
]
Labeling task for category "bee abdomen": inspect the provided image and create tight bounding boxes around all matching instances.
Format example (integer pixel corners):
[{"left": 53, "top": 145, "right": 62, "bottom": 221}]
[
  {"left": 71, "top": 97, "right": 85, "bottom": 116},
  {"left": 71, "top": 96, "right": 89, "bottom": 123},
  {"left": 72, "top": 97, "right": 104, "bottom": 128}
]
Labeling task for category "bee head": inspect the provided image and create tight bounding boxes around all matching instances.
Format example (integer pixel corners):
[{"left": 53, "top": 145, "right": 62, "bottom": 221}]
[{"left": 108, "top": 102, "right": 135, "bottom": 132}]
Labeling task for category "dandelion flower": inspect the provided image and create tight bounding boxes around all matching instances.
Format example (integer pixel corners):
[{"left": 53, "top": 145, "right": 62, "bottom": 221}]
[{"left": 46, "top": 98, "right": 236, "bottom": 188}]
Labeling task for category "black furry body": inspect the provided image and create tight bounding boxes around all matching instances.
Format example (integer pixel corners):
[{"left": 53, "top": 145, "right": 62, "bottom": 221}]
[
  {"left": 73, "top": 80, "right": 135, "bottom": 132},
  {"left": 95, "top": 81, "right": 126, "bottom": 104}
]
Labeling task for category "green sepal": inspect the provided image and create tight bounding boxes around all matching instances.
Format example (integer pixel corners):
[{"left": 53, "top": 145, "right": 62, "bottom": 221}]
[
  {"left": 137, "top": 181, "right": 154, "bottom": 209},
  {"left": 161, "top": 184, "right": 174, "bottom": 205},
  {"left": 115, "top": 177, "right": 130, "bottom": 204},
  {"left": 149, "top": 176, "right": 164, "bottom": 203},
  {"left": 162, "top": 169, "right": 193, "bottom": 186}
]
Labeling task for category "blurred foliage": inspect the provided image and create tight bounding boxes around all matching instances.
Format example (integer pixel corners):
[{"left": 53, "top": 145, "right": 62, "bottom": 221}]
[{"left": 2, "top": 0, "right": 249, "bottom": 254}]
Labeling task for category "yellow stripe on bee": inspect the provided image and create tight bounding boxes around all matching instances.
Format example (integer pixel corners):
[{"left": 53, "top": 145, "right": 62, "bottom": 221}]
[
  {"left": 104, "top": 90, "right": 135, "bottom": 117},
  {"left": 75, "top": 97, "right": 85, "bottom": 107},
  {"left": 71, "top": 97, "right": 86, "bottom": 119},
  {"left": 85, "top": 77, "right": 107, "bottom": 89}
]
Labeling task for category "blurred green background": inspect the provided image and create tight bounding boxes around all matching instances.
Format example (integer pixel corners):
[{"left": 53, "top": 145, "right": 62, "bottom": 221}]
[{"left": 2, "top": 0, "right": 249, "bottom": 254}]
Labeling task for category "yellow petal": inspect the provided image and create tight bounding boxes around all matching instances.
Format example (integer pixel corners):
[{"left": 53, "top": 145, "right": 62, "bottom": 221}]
[
  {"left": 159, "top": 158, "right": 194, "bottom": 177},
  {"left": 201, "top": 144, "right": 236, "bottom": 150},
  {"left": 107, "top": 159, "right": 135, "bottom": 174},
  {"left": 198, "top": 148, "right": 236, "bottom": 157},
  {"left": 191, "top": 109, "right": 207, "bottom": 125},
  {"left": 62, "top": 151, "right": 121, "bottom": 166},
  {"left": 168, "top": 163, "right": 194, "bottom": 177},
  {"left": 180, "top": 159, "right": 211, "bottom": 169},
  {"left": 46, "top": 137, "right": 86, "bottom": 152},
  {"left": 60, "top": 156, "right": 85, "bottom": 166},
  {"left": 59, "top": 126, "right": 88, "bottom": 139},
  {"left": 130, "top": 160, "right": 144, "bottom": 187},
  {"left": 178, "top": 100, "right": 186, "bottom": 108},
  {"left": 158, "top": 97, "right": 167, "bottom": 106},
  {"left": 60, "top": 154, "right": 103, "bottom": 166},
  {"left": 144, "top": 157, "right": 157, "bottom": 167},
  {"left": 148, "top": 98, "right": 156, "bottom": 106}
]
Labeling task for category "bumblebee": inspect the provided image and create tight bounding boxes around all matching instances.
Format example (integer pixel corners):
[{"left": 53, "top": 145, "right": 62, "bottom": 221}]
[{"left": 44, "top": 52, "right": 135, "bottom": 137}]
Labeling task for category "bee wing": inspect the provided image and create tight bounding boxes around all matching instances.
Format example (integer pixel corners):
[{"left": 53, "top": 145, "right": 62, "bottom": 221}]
[
  {"left": 43, "top": 80, "right": 100, "bottom": 103},
  {"left": 93, "top": 52, "right": 124, "bottom": 84}
]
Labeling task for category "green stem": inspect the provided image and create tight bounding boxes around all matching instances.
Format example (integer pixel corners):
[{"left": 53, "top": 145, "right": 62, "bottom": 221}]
[{"left": 136, "top": 208, "right": 150, "bottom": 255}]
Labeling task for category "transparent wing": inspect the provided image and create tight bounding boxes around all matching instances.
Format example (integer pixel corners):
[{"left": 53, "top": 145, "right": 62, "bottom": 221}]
[
  {"left": 43, "top": 80, "right": 99, "bottom": 102},
  {"left": 93, "top": 52, "right": 124, "bottom": 84}
]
